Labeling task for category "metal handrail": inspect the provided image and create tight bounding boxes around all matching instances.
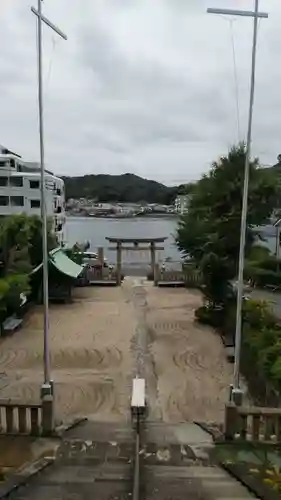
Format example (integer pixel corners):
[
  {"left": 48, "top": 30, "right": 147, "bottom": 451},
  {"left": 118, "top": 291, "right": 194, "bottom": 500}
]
[{"left": 132, "top": 427, "right": 140, "bottom": 500}]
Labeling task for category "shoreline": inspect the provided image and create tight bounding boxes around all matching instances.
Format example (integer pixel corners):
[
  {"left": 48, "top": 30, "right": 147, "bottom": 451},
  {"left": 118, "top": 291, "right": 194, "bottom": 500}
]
[{"left": 66, "top": 214, "right": 179, "bottom": 220}]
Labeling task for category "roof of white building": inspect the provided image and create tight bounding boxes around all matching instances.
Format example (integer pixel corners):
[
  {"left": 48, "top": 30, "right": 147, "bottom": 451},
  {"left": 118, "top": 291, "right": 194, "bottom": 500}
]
[{"left": 5, "top": 171, "right": 63, "bottom": 183}]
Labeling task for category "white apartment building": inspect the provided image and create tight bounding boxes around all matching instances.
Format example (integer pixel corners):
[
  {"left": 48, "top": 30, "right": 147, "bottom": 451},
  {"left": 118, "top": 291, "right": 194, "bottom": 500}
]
[
  {"left": 0, "top": 149, "right": 65, "bottom": 243},
  {"left": 174, "top": 194, "right": 190, "bottom": 215}
]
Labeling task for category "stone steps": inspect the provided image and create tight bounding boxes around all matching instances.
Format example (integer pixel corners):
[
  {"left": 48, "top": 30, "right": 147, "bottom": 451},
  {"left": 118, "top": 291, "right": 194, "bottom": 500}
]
[{"left": 6, "top": 420, "right": 257, "bottom": 500}]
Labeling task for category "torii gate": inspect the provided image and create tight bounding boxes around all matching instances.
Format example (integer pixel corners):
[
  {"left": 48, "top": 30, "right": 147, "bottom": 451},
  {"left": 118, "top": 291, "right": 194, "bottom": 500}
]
[{"left": 106, "top": 237, "right": 167, "bottom": 285}]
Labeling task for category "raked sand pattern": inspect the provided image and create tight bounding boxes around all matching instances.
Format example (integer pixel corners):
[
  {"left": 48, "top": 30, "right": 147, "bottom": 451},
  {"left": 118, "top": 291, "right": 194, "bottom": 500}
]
[
  {"left": 0, "top": 286, "right": 135, "bottom": 423},
  {"left": 0, "top": 279, "right": 234, "bottom": 424}
]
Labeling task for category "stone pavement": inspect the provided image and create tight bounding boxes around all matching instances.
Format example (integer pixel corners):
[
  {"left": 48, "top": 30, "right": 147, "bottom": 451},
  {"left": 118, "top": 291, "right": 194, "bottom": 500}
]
[
  {"left": 6, "top": 420, "right": 256, "bottom": 500},
  {"left": 131, "top": 278, "right": 234, "bottom": 423}
]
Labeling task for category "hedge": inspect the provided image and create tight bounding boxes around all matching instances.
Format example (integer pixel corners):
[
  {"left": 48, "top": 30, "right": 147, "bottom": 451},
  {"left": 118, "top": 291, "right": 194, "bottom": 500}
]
[
  {"left": 196, "top": 299, "right": 281, "bottom": 405},
  {"left": 245, "top": 266, "right": 281, "bottom": 288},
  {"left": 241, "top": 300, "right": 281, "bottom": 404}
]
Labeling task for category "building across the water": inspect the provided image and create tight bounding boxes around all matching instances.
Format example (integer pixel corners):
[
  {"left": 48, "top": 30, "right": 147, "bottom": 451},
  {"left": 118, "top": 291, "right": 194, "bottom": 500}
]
[
  {"left": 174, "top": 194, "right": 190, "bottom": 215},
  {"left": 0, "top": 145, "right": 65, "bottom": 243}
]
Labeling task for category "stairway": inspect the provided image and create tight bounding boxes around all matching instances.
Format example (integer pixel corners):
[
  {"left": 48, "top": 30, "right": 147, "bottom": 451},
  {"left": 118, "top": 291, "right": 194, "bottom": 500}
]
[
  {"left": 6, "top": 420, "right": 256, "bottom": 500},
  {"left": 142, "top": 421, "right": 256, "bottom": 500},
  {"left": 7, "top": 421, "right": 134, "bottom": 500}
]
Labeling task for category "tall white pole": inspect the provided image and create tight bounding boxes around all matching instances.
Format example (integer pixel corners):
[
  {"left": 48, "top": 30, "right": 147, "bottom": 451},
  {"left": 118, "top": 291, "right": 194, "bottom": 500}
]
[
  {"left": 233, "top": 0, "right": 259, "bottom": 398},
  {"left": 37, "top": 0, "right": 51, "bottom": 388},
  {"left": 33, "top": 1, "right": 67, "bottom": 395}
]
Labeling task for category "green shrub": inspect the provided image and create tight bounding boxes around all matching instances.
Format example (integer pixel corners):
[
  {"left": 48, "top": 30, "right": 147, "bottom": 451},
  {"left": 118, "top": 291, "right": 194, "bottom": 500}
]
[
  {"left": 245, "top": 267, "right": 281, "bottom": 288},
  {"left": 248, "top": 244, "right": 270, "bottom": 262},
  {"left": 0, "top": 273, "right": 30, "bottom": 321},
  {"left": 195, "top": 305, "right": 225, "bottom": 328},
  {"left": 195, "top": 306, "right": 211, "bottom": 324},
  {"left": 5, "top": 274, "right": 30, "bottom": 315},
  {"left": 196, "top": 298, "right": 281, "bottom": 399},
  {"left": 242, "top": 299, "right": 276, "bottom": 330},
  {"left": 245, "top": 252, "right": 281, "bottom": 288},
  {"left": 244, "top": 264, "right": 257, "bottom": 281},
  {"left": 257, "top": 255, "right": 281, "bottom": 271},
  {"left": 241, "top": 299, "right": 281, "bottom": 399}
]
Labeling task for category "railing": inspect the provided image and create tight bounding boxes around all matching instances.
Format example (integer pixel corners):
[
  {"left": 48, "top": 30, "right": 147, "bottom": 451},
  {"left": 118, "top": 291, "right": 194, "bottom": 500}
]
[
  {"left": 156, "top": 268, "right": 202, "bottom": 287},
  {"left": 0, "top": 401, "right": 42, "bottom": 435},
  {"left": 225, "top": 402, "right": 281, "bottom": 442},
  {"left": 133, "top": 428, "right": 140, "bottom": 500},
  {"left": 0, "top": 395, "right": 54, "bottom": 436}
]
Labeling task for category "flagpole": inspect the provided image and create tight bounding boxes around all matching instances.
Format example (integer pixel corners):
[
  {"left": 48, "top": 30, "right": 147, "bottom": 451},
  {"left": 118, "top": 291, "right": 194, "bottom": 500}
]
[{"left": 32, "top": 0, "right": 67, "bottom": 396}]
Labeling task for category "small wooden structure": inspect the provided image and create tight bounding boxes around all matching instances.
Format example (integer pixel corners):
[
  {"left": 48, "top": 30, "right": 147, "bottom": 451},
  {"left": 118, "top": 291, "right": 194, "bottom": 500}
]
[
  {"left": 30, "top": 248, "right": 84, "bottom": 302},
  {"left": 106, "top": 237, "right": 167, "bottom": 285}
]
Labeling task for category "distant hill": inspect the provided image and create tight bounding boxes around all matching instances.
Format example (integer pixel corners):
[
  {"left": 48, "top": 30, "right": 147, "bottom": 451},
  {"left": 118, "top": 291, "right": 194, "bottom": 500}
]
[
  {"left": 63, "top": 160, "right": 280, "bottom": 205},
  {"left": 62, "top": 173, "right": 181, "bottom": 204}
]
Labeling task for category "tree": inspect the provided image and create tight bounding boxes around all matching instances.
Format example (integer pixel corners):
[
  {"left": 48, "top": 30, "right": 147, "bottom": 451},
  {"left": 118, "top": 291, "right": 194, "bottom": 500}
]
[
  {"left": 0, "top": 214, "right": 58, "bottom": 320},
  {"left": 177, "top": 144, "right": 278, "bottom": 307},
  {"left": 62, "top": 173, "right": 177, "bottom": 204},
  {"left": 177, "top": 182, "right": 196, "bottom": 196},
  {"left": 0, "top": 214, "right": 57, "bottom": 273},
  {"left": 27, "top": 215, "right": 57, "bottom": 267},
  {"left": 0, "top": 214, "right": 31, "bottom": 276}
]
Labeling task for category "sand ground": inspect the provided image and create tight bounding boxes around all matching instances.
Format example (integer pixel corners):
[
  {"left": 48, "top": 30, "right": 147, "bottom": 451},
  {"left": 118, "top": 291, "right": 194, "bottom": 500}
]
[{"left": 0, "top": 278, "right": 233, "bottom": 424}]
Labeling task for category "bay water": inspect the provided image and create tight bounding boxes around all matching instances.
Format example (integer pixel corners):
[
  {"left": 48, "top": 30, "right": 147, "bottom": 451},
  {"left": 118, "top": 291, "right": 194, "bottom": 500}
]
[
  {"left": 65, "top": 216, "right": 181, "bottom": 265},
  {"left": 65, "top": 217, "right": 277, "bottom": 266}
]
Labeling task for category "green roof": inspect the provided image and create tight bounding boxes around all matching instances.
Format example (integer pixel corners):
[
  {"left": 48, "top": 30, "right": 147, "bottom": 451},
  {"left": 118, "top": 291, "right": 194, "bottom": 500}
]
[{"left": 49, "top": 248, "right": 83, "bottom": 279}]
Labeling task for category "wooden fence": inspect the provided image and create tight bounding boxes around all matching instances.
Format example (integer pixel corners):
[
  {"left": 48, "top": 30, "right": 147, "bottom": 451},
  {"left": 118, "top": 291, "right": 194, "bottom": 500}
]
[
  {"left": 156, "top": 268, "right": 202, "bottom": 287},
  {"left": 225, "top": 402, "right": 281, "bottom": 442},
  {"left": 79, "top": 265, "right": 117, "bottom": 284}
]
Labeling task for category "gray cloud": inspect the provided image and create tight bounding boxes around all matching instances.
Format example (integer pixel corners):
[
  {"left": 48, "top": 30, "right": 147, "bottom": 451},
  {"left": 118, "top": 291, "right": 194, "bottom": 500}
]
[{"left": 0, "top": 0, "right": 280, "bottom": 184}]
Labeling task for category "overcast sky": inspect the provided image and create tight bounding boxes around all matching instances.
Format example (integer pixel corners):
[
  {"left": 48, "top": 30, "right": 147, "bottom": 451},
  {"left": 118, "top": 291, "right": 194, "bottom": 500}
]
[{"left": 0, "top": 0, "right": 280, "bottom": 184}]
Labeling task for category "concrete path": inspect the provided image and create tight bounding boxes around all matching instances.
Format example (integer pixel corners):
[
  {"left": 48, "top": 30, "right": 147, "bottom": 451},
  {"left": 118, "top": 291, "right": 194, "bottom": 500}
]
[{"left": 129, "top": 278, "right": 233, "bottom": 423}]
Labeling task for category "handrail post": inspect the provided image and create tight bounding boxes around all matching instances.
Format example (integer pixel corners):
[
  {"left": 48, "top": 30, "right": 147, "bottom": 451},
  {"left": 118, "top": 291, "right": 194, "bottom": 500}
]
[
  {"left": 133, "top": 420, "right": 140, "bottom": 500},
  {"left": 225, "top": 402, "right": 238, "bottom": 441},
  {"left": 42, "top": 394, "right": 54, "bottom": 436}
]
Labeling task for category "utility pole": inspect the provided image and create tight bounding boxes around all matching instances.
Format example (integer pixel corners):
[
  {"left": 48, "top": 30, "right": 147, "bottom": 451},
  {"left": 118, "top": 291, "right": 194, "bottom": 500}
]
[
  {"left": 31, "top": 0, "right": 67, "bottom": 397},
  {"left": 207, "top": 1, "right": 268, "bottom": 405}
]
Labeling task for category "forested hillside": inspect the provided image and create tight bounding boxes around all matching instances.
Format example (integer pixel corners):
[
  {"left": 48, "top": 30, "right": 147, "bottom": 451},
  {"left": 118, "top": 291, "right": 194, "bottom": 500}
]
[{"left": 63, "top": 173, "right": 181, "bottom": 204}]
